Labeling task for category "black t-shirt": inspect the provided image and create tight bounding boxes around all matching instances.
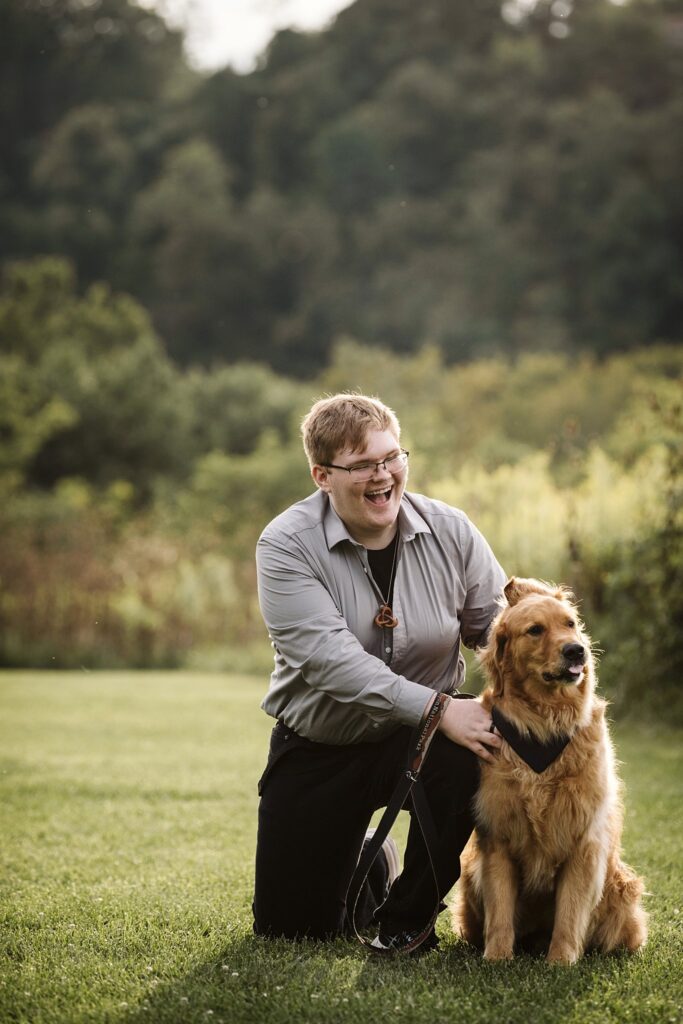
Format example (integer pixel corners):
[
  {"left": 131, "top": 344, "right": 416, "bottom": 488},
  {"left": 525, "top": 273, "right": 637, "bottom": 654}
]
[{"left": 367, "top": 532, "right": 399, "bottom": 606}]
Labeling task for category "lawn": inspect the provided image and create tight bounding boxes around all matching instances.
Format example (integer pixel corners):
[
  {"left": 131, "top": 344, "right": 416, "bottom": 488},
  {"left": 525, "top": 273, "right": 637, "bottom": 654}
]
[{"left": 0, "top": 672, "right": 681, "bottom": 1024}]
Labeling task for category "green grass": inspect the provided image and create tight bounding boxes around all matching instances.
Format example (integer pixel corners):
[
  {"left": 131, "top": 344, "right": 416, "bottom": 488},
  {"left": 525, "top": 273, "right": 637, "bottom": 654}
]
[{"left": 0, "top": 672, "right": 681, "bottom": 1024}]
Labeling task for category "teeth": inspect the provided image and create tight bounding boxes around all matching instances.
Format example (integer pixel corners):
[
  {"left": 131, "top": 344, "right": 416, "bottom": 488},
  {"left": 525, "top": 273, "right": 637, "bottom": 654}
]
[{"left": 366, "top": 488, "right": 391, "bottom": 497}]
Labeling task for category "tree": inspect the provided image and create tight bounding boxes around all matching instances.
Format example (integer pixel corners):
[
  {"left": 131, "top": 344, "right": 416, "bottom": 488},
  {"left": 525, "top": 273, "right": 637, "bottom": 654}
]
[
  {"left": 0, "top": 257, "right": 191, "bottom": 493},
  {"left": 4, "top": 0, "right": 683, "bottom": 369},
  {"left": 129, "top": 139, "right": 248, "bottom": 363},
  {"left": 0, "top": 0, "right": 190, "bottom": 266},
  {"left": 0, "top": 354, "right": 75, "bottom": 496},
  {"left": 183, "top": 361, "right": 307, "bottom": 457},
  {"left": 31, "top": 104, "right": 136, "bottom": 280}
]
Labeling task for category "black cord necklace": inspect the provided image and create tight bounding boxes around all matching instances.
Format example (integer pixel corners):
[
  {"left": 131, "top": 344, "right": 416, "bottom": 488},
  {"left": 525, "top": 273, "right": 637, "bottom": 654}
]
[{"left": 369, "top": 532, "right": 399, "bottom": 629}]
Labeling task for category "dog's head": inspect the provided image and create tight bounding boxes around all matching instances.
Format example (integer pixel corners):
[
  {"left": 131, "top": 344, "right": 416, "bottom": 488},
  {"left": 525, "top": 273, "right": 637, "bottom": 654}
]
[{"left": 480, "top": 577, "right": 594, "bottom": 704}]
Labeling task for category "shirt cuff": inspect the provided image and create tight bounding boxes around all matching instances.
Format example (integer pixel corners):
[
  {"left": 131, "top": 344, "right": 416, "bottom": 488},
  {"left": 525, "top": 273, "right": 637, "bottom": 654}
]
[{"left": 390, "top": 677, "right": 436, "bottom": 728}]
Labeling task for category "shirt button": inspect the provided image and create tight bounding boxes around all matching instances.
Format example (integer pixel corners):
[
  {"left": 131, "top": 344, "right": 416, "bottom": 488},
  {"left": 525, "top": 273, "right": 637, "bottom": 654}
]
[
  {"left": 373, "top": 723, "right": 379, "bottom": 729},
  {"left": 385, "top": 647, "right": 391, "bottom": 654}
]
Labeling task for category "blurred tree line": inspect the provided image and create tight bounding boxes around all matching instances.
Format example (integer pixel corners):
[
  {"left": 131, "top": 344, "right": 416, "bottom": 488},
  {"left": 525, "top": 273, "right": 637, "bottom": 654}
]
[
  {"left": 2, "top": 0, "right": 683, "bottom": 374},
  {"left": 0, "top": 258, "right": 681, "bottom": 721}
]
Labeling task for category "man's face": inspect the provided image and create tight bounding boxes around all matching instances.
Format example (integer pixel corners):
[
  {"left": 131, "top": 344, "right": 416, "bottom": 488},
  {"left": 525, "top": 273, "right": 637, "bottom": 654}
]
[{"left": 312, "top": 428, "right": 408, "bottom": 548}]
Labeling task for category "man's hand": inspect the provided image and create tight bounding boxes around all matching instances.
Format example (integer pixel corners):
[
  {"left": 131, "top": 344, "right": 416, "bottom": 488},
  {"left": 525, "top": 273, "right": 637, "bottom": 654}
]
[{"left": 437, "top": 697, "right": 502, "bottom": 763}]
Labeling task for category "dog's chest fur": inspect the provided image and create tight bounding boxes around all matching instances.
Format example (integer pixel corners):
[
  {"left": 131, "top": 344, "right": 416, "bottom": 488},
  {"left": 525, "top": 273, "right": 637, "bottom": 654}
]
[{"left": 474, "top": 702, "right": 614, "bottom": 893}]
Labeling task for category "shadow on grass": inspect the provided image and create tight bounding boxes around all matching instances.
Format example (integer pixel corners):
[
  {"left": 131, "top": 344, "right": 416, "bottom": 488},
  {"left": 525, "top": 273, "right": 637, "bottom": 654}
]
[{"left": 111, "top": 928, "right": 639, "bottom": 1024}]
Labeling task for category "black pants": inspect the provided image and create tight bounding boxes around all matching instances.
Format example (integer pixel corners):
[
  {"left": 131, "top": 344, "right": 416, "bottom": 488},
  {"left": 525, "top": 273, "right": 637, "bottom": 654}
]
[{"left": 252, "top": 720, "right": 479, "bottom": 940}]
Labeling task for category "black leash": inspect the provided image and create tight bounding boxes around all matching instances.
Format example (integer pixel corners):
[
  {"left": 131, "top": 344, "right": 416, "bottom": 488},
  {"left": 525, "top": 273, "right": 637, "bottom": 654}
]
[{"left": 346, "top": 692, "right": 475, "bottom": 955}]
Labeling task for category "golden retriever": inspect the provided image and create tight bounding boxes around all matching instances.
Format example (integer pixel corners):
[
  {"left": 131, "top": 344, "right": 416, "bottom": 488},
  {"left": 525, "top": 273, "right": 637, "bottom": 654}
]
[{"left": 453, "top": 577, "right": 647, "bottom": 965}]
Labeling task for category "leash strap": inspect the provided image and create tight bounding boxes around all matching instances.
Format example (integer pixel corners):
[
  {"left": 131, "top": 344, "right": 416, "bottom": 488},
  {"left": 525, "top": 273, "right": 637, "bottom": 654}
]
[{"left": 346, "top": 691, "right": 463, "bottom": 954}]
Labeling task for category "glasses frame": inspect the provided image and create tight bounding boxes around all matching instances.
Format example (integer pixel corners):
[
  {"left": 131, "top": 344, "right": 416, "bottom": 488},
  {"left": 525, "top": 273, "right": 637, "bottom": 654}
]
[{"left": 321, "top": 449, "right": 410, "bottom": 479}]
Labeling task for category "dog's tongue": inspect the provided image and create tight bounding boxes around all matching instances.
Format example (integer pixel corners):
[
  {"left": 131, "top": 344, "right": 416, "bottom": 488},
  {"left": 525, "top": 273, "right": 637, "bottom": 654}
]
[{"left": 568, "top": 664, "right": 583, "bottom": 676}]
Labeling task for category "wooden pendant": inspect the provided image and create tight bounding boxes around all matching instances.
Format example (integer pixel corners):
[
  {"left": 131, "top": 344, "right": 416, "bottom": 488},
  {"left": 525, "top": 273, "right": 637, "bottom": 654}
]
[{"left": 374, "top": 604, "right": 398, "bottom": 629}]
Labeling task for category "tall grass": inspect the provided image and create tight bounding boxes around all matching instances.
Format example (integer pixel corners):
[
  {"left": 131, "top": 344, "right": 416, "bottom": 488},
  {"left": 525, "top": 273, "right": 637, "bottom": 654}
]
[{"left": 1, "top": 672, "right": 681, "bottom": 1024}]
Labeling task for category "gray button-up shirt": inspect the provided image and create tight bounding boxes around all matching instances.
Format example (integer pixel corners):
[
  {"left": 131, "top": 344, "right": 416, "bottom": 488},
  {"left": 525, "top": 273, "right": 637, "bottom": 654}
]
[{"left": 256, "top": 489, "right": 506, "bottom": 745}]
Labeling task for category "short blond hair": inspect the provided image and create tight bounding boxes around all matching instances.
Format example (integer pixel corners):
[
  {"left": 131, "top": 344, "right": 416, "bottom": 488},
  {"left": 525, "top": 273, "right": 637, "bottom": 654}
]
[{"left": 301, "top": 393, "right": 400, "bottom": 467}]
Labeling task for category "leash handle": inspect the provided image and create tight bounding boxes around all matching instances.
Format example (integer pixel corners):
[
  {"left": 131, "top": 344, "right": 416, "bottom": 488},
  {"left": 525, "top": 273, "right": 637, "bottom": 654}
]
[{"left": 408, "top": 690, "right": 449, "bottom": 778}]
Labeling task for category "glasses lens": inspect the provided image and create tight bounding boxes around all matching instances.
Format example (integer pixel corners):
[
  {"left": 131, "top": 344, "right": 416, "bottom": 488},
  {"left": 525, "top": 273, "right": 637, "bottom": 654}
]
[
  {"left": 350, "top": 465, "right": 376, "bottom": 481},
  {"left": 349, "top": 453, "right": 407, "bottom": 480},
  {"left": 386, "top": 453, "right": 408, "bottom": 472}
]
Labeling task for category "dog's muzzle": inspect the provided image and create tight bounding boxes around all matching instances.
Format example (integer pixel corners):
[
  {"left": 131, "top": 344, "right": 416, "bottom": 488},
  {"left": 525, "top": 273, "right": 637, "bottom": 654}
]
[{"left": 542, "top": 643, "right": 586, "bottom": 684}]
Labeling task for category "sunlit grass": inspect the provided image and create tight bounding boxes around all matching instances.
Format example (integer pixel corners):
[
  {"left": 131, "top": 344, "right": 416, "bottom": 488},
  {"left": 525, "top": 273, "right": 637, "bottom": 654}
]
[{"left": 1, "top": 672, "right": 681, "bottom": 1024}]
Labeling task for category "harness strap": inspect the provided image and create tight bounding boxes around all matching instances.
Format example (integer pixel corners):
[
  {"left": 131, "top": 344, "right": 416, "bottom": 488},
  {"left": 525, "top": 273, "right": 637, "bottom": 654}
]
[{"left": 491, "top": 705, "right": 571, "bottom": 773}]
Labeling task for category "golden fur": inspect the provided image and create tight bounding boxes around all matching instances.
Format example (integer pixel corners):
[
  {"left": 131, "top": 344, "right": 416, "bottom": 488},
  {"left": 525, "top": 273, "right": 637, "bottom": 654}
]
[{"left": 453, "top": 577, "right": 648, "bottom": 965}]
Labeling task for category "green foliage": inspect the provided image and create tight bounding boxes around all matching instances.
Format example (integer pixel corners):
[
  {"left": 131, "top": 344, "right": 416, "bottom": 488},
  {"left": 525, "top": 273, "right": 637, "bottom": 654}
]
[
  {"left": 1, "top": 266, "right": 682, "bottom": 722},
  {"left": 182, "top": 362, "right": 307, "bottom": 457},
  {"left": 176, "top": 433, "right": 313, "bottom": 556},
  {"left": 0, "top": 492, "right": 263, "bottom": 669},
  {"left": 3, "top": 0, "right": 683, "bottom": 368},
  {"left": 313, "top": 103, "right": 396, "bottom": 214},
  {"left": 0, "top": 257, "right": 191, "bottom": 492},
  {"left": 34, "top": 331, "right": 191, "bottom": 489},
  {"left": 432, "top": 446, "right": 666, "bottom": 584},
  {"left": 590, "top": 394, "right": 683, "bottom": 720},
  {"left": 0, "top": 254, "right": 161, "bottom": 362},
  {"left": 0, "top": 255, "right": 77, "bottom": 359},
  {"left": 321, "top": 340, "right": 683, "bottom": 482},
  {"left": 0, "top": 354, "right": 76, "bottom": 495},
  {"left": 129, "top": 138, "right": 236, "bottom": 360},
  {"left": 32, "top": 103, "right": 136, "bottom": 279}
]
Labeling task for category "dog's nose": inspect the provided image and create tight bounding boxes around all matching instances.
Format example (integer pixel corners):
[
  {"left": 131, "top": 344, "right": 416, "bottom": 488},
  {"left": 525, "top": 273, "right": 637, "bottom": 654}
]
[{"left": 562, "top": 642, "right": 585, "bottom": 663}]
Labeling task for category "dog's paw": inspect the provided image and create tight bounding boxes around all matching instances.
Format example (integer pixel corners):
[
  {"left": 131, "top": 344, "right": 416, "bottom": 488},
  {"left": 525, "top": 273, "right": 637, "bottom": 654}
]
[
  {"left": 547, "top": 942, "right": 580, "bottom": 966},
  {"left": 483, "top": 941, "right": 514, "bottom": 961}
]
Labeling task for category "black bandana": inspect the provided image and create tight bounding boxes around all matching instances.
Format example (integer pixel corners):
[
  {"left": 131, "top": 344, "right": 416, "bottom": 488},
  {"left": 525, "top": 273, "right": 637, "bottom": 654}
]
[{"left": 491, "top": 705, "right": 570, "bottom": 774}]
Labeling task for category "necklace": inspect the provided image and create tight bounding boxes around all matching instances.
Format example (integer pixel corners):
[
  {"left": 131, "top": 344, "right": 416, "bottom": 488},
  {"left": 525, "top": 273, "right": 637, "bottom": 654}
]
[{"left": 370, "top": 533, "right": 399, "bottom": 629}]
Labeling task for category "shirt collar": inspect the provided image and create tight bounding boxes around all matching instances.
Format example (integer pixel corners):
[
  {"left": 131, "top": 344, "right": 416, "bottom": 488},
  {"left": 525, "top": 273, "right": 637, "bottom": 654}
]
[{"left": 323, "top": 491, "right": 432, "bottom": 550}]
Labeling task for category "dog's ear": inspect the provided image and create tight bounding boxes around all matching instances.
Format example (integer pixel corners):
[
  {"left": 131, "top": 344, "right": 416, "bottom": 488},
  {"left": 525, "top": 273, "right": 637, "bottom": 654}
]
[
  {"left": 480, "top": 621, "right": 507, "bottom": 699},
  {"left": 554, "top": 583, "right": 577, "bottom": 604},
  {"left": 504, "top": 576, "right": 558, "bottom": 606}
]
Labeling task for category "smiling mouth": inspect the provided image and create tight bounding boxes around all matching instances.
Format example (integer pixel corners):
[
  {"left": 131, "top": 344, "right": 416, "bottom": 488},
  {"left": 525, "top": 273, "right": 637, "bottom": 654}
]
[
  {"left": 542, "top": 664, "right": 585, "bottom": 685},
  {"left": 364, "top": 486, "right": 393, "bottom": 506}
]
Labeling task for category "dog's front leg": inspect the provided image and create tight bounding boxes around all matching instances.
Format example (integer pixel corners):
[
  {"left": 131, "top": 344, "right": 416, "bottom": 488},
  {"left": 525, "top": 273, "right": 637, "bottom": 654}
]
[
  {"left": 548, "top": 843, "right": 605, "bottom": 965},
  {"left": 481, "top": 846, "right": 517, "bottom": 961}
]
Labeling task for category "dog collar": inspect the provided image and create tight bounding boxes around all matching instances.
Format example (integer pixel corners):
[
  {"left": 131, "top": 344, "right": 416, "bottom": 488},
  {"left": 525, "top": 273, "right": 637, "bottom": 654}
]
[{"left": 491, "top": 705, "right": 570, "bottom": 774}]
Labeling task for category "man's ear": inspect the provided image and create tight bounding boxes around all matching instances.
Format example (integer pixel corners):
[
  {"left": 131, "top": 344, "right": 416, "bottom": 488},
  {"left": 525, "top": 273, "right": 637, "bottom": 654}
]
[{"left": 311, "top": 465, "right": 331, "bottom": 492}]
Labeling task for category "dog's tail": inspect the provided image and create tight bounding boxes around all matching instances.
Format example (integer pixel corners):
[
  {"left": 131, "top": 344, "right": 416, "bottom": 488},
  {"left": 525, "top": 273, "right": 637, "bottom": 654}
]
[{"left": 589, "top": 860, "right": 648, "bottom": 953}]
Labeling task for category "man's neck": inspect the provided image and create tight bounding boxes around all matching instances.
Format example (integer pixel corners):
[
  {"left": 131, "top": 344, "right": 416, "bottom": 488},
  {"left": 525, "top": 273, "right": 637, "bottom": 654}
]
[
  {"left": 362, "top": 524, "right": 399, "bottom": 550},
  {"left": 335, "top": 517, "right": 397, "bottom": 550}
]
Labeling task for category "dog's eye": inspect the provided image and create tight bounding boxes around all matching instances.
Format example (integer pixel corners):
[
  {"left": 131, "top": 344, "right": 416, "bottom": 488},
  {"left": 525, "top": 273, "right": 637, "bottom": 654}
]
[
  {"left": 527, "top": 624, "right": 545, "bottom": 636},
  {"left": 567, "top": 619, "right": 576, "bottom": 628}
]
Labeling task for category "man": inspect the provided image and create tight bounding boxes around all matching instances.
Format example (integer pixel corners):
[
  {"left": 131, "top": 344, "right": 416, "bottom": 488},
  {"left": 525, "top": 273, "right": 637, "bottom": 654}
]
[{"left": 253, "top": 393, "right": 504, "bottom": 950}]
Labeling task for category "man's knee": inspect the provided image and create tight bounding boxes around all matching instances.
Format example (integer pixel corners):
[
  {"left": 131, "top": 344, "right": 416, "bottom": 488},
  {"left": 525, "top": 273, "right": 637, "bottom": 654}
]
[{"left": 423, "top": 733, "right": 480, "bottom": 809}]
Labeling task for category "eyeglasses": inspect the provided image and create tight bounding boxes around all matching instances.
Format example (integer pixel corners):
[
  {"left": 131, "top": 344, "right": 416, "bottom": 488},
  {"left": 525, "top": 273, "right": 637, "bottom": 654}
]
[{"left": 322, "top": 450, "right": 409, "bottom": 482}]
